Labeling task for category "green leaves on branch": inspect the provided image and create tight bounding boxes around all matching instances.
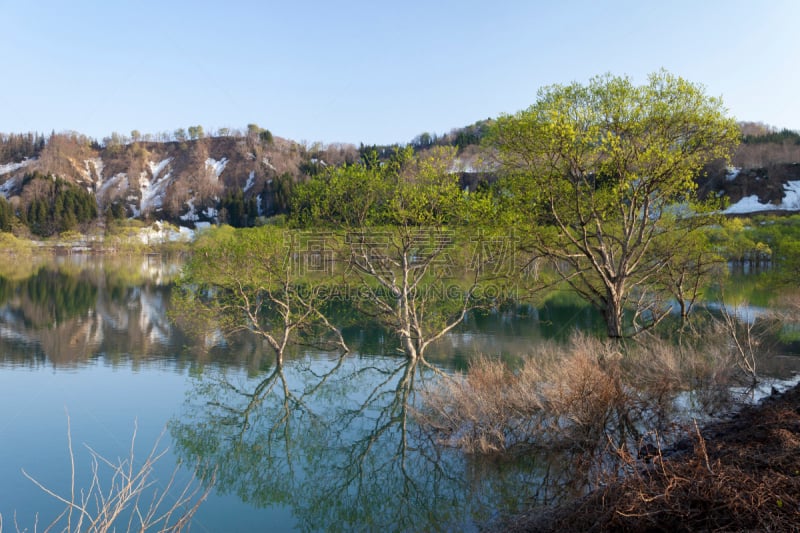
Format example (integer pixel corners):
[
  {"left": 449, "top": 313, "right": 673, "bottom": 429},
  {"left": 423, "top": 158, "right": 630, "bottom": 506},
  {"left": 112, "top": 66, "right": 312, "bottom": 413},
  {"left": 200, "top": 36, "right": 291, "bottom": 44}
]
[
  {"left": 291, "top": 146, "right": 476, "bottom": 228},
  {"left": 175, "top": 225, "right": 348, "bottom": 362},
  {"left": 490, "top": 70, "right": 740, "bottom": 337}
]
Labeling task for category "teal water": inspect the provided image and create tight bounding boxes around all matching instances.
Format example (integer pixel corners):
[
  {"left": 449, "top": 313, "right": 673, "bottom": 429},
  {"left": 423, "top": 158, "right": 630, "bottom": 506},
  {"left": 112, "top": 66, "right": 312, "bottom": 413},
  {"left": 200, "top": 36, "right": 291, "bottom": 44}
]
[
  {"left": 0, "top": 255, "right": 555, "bottom": 531},
  {"left": 0, "top": 254, "right": 797, "bottom": 532}
]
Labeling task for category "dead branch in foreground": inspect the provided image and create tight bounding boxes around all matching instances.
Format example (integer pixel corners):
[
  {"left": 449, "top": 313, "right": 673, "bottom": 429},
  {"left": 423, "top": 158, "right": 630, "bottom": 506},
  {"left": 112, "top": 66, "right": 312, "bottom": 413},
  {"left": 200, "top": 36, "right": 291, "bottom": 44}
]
[{"left": 6, "top": 416, "right": 213, "bottom": 533}]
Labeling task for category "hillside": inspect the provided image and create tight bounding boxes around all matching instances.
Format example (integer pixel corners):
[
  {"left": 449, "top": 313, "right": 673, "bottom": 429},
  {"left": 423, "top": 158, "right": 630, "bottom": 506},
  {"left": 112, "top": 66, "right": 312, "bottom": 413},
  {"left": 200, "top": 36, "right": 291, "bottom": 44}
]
[
  {"left": 0, "top": 130, "right": 338, "bottom": 229},
  {"left": 0, "top": 121, "right": 799, "bottom": 236},
  {"left": 698, "top": 124, "right": 800, "bottom": 213}
]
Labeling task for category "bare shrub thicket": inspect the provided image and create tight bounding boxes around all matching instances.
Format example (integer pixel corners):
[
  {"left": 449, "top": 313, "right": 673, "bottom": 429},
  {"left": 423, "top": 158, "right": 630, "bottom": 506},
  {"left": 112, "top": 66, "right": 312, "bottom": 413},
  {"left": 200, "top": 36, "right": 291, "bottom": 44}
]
[
  {"left": 733, "top": 142, "right": 800, "bottom": 168},
  {"left": 2, "top": 419, "right": 212, "bottom": 533},
  {"left": 417, "top": 334, "right": 736, "bottom": 456},
  {"left": 506, "top": 386, "right": 800, "bottom": 533}
]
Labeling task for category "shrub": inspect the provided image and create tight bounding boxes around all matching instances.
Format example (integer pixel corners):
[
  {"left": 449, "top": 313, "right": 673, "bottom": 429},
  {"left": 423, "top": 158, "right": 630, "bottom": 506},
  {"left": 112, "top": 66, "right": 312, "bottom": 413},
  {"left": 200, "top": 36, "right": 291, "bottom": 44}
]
[
  {"left": 417, "top": 333, "right": 736, "bottom": 456},
  {"left": 6, "top": 418, "right": 213, "bottom": 533}
]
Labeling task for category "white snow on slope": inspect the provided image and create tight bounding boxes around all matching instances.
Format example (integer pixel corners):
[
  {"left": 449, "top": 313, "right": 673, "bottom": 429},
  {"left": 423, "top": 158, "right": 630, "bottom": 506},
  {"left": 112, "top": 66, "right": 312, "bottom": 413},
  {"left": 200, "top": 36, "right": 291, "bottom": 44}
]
[
  {"left": 724, "top": 181, "right": 800, "bottom": 214},
  {"left": 84, "top": 158, "right": 104, "bottom": 184},
  {"left": 0, "top": 158, "right": 33, "bottom": 175},
  {"left": 180, "top": 199, "right": 199, "bottom": 222},
  {"left": 97, "top": 172, "right": 128, "bottom": 201},
  {"left": 450, "top": 158, "right": 476, "bottom": 173},
  {"left": 139, "top": 159, "right": 174, "bottom": 215},
  {"left": 244, "top": 170, "right": 255, "bottom": 192},
  {"left": 206, "top": 157, "right": 228, "bottom": 179},
  {"left": 140, "top": 173, "right": 169, "bottom": 213},
  {"left": 137, "top": 221, "right": 194, "bottom": 246},
  {"left": 0, "top": 178, "right": 16, "bottom": 198},
  {"left": 725, "top": 167, "right": 741, "bottom": 182},
  {"left": 148, "top": 158, "right": 172, "bottom": 181}
]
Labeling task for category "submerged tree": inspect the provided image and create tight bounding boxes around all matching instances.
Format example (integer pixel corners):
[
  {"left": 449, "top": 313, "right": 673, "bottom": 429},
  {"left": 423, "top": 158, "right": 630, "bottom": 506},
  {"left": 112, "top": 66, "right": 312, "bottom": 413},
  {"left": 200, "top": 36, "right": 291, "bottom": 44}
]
[
  {"left": 491, "top": 71, "right": 739, "bottom": 337},
  {"left": 174, "top": 225, "right": 348, "bottom": 364},
  {"left": 293, "top": 147, "right": 512, "bottom": 360}
]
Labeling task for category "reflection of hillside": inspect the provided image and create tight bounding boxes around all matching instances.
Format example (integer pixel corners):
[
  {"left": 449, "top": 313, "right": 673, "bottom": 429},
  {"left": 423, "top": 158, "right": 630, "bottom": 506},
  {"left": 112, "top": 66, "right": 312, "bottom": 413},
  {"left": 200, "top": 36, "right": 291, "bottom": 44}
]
[{"left": 0, "top": 255, "right": 191, "bottom": 367}]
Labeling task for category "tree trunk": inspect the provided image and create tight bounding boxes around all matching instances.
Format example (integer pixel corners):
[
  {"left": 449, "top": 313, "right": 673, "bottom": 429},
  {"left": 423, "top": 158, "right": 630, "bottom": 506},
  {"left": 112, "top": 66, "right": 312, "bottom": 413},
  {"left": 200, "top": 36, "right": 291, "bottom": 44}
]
[
  {"left": 401, "top": 332, "right": 419, "bottom": 360},
  {"left": 604, "top": 294, "right": 624, "bottom": 339}
]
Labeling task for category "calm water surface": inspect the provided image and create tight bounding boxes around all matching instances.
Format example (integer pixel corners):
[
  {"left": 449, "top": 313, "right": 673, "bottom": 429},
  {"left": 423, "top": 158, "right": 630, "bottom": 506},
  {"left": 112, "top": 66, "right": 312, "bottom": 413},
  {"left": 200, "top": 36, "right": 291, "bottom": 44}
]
[{"left": 0, "top": 254, "right": 797, "bottom": 531}]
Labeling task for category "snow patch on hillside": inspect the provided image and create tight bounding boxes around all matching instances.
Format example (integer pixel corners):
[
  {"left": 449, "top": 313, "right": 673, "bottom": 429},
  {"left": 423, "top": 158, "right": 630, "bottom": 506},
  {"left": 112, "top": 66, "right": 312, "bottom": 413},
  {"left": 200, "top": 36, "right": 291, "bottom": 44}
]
[
  {"left": 97, "top": 173, "right": 128, "bottom": 200},
  {"left": 180, "top": 199, "right": 199, "bottom": 222},
  {"left": 140, "top": 167, "right": 173, "bottom": 215},
  {"left": 148, "top": 158, "right": 172, "bottom": 181},
  {"left": 0, "top": 178, "right": 16, "bottom": 198},
  {"left": 725, "top": 167, "right": 741, "bottom": 181},
  {"left": 0, "top": 158, "right": 33, "bottom": 176},
  {"left": 179, "top": 200, "right": 218, "bottom": 223},
  {"left": 136, "top": 221, "right": 195, "bottom": 246},
  {"left": 244, "top": 171, "right": 255, "bottom": 192},
  {"left": 205, "top": 157, "right": 227, "bottom": 180},
  {"left": 133, "top": 159, "right": 175, "bottom": 216},
  {"left": 724, "top": 181, "right": 800, "bottom": 214},
  {"left": 84, "top": 158, "right": 104, "bottom": 184},
  {"left": 262, "top": 157, "right": 276, "bottom": 172},
  {"left": 450, "top": 158, "right": 476, "bottom": 173}
]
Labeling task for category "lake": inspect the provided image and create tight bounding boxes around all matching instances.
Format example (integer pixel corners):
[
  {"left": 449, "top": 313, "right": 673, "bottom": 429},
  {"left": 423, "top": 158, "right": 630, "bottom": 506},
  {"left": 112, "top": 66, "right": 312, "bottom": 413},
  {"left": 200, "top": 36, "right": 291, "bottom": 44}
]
[{"left": 0, "top": 254, "right": 798, "bottom": 532}]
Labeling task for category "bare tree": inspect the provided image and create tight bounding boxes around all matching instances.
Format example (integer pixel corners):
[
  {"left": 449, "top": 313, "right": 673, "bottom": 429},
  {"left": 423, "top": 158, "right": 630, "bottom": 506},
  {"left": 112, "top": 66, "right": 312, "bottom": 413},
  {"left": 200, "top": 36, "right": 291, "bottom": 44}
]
[
  {"left": 18, "top": 416, "right": 211, "bottom": 533},
  {"left": 174, "top": 225, "right": 348, "bottom": 365}
]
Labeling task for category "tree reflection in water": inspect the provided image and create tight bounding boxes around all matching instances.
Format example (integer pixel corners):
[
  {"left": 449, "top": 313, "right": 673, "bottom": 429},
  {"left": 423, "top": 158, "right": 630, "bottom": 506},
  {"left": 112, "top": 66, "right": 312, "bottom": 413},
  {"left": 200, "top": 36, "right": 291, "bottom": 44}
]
[
  {"left": 170, "top": 350, "right": 596, "bottom": 531},
  {"left": 170, "top": 354, "right": 455, "bottom": 531}
]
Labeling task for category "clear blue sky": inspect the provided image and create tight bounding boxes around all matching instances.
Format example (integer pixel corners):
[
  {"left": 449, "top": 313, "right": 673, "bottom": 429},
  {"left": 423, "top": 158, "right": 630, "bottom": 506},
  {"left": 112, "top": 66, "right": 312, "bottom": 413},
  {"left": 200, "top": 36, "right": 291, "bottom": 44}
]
[{"left": 1, "top": 0, "right": 798, "bottom": 145}]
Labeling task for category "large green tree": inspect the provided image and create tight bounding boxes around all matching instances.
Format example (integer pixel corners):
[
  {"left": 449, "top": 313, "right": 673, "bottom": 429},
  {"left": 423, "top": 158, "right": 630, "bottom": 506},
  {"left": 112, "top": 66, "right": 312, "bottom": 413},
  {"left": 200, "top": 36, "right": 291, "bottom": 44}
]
[
  {"left": 292, "top": 147, "right": 509, "bottom": 360},
  {"left": 491, "top": 71, "right": 739, "bottom": 337}
]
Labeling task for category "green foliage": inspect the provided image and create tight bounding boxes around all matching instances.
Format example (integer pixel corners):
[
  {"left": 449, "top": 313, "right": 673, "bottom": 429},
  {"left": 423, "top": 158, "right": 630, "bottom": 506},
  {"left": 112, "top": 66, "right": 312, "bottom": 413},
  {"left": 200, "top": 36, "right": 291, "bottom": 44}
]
[
  {"left": 0, "top": 196, "right": 14, "bottom": 232},
  {"left": 0, "top": 232, "right": 33, "bottom": 257},
  {"left": 452, "top": 120, "right": 491, "bottom": 149},
  {"left": 357, "top": 143, "right": 400, "bottom": 168},
  {"left": 104, "top": 200, "right": 128, "bottom": 222},
  {"left": 187, "top": 125, "right": 204, "bottom": 140},
  {"left": 20, "top": 267, "right": 97, "bottom": 327},
  {"left": 292, "top": 161, "right": 390, "bottom": 227},
  {"left": 742, "top": 128, "right": 800, "bottom": 145},
  {"left": 176, "top": 225, "right": 347, "bottom": 360},
  {"left": 0, "top": 132, "right": 45, "bottom": 162},
  {"left": 490, "top": 70, "right": 740, "bottom": 337},
  {"left": 408, "top": 120, "right": 493, "bottom": 151},
  {"left": 711, "top": 214, "right": 800, "bottom": 282},
  {"left": 219, "top": 188, "right": 258, "bottom": 228},
  {"left": 20, "top": 173, "right": 98, "bottom": 237},
  {"left": 290, "top": 146, "right": 509, "bottom": 359},
  {"left": 268, "top": 172, "right": 293, "bottom": 216},
  {"left": 292, "top": 146, "right": 468, "bottom": 228}
]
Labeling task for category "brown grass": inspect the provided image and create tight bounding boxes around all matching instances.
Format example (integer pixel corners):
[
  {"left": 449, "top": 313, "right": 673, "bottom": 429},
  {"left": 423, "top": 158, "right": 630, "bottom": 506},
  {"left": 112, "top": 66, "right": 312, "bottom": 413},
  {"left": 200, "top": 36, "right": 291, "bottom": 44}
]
[
  {"left": 417, "top": 333, "right": 735, "bottom": 457},
  {"left": 503, "top": 384, "right": 800, "bottom": 532}
]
